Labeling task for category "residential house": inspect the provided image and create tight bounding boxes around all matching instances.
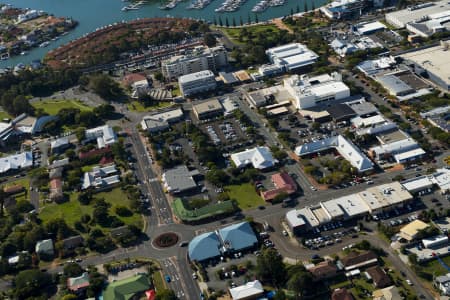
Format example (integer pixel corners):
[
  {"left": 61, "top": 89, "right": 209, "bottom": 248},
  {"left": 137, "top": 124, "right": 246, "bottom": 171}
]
[
  {"left": 49, "top": 178, "right": 64, "bottom": 202},
  {"left": 366, "top": 266, "right": 393, "bottom": 288},
  {"left": 67, "top": 272, "right": 90, "bottom": 293},
  {"left": 341, "top": 251, "right": 378, "bottom": 271},
  {"left": 309, "top": 260, "right": 338, "bottom": 281},
  {"left": 35, "top": 239, "right": 54, "bottom": 256},
  {"left": 332, "top": 288, "right": 355, "bottom": 300},
  {"left": 62, "top": 235, "right": 84, "bottom": 251}
]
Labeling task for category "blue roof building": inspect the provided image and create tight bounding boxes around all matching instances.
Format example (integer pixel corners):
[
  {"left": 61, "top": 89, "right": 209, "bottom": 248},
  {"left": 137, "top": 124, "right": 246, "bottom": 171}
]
[
  {"left": 218, "top": 222, "right": 258, "bottom": 252},
  {"left": 188, "top": 232, "right": 221, "bottom": 262}
]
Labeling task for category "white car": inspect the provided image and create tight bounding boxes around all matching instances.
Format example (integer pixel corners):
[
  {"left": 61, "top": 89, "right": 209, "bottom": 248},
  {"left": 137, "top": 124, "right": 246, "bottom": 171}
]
[
  {"left": 406, "top": 279, "right": 413, "bottom": 286},
  {"left": 282, "top": 230, "right": 288, "bottom": 236}
]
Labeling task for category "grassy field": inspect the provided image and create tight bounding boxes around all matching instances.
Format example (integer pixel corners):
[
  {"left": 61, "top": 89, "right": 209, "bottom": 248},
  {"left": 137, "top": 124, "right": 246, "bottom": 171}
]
[
  {"left": 419, "top": 256, "right": 450, "bottom": 278},
  {"left": 32, "top": 99, "right": 93, "bottom": 115},
  {"left": 220, "top": 25, "right": 281, "bottom": 45},
  {"left": 0, "top": 110, "right": 11, "bottom": 120},
  {"left": 39, "top": 188, "right": 142, "bottom": 229},
  {"left": 225, "top": 183, "right": 265, "bottom": 210},
  {"left": 126, "top": 101, "right": 173, "bottom": 112}
]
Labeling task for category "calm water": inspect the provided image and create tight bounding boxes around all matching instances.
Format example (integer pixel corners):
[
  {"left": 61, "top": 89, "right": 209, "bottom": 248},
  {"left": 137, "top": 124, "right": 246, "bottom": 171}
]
[{"left": 2, "top": 0, "right": 326, "bottom": 67}]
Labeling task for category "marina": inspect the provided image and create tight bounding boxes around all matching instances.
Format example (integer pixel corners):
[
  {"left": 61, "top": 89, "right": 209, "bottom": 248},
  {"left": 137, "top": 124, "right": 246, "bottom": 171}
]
[
  {"left": 122, "top": 0, "right": 147, "bottom": 11},
  {"left": 0, "top": 0, "right": 327, "bottom": 68},
  {"left": 215, "top": 0, "right": 248, "bottom": 12},
  {"left": 251, "top": 0, "right": 286, "bottom": 13},
  {"left": 187, "top": 0, "right": 214, "bottom": 10}
]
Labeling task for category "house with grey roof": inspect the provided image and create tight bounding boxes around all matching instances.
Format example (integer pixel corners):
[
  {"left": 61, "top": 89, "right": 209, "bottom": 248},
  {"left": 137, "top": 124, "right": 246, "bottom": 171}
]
[{"left": 35, "top": 239, "right": 54, "bottom": 256}]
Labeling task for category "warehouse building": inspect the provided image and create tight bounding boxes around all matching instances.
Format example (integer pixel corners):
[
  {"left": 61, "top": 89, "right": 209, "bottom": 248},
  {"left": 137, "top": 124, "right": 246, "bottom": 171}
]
[
  {"left": 178, "top": 70, "right": 217, "bottom": 97},
  {"left": 400, "top": 42, "right": 450, "bottom": 91},
  {"left": 284, "top": 72, "right": 350, "bottom": 109},
  {"left": 385, "top": 1, "right": 450, "bottom": 29}
]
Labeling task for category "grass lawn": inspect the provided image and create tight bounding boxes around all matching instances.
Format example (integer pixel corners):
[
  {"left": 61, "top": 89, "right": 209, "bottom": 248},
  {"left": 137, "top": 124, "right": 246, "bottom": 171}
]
[
  {"left": 39, "top": 188, "right": 142, "bottom": 229},
  {"left": 153, "top": 270, "right": 166, "bottom": 291},
  {"left": 220, "top": 25, "right": 281, "bottom": 45},
  {"left": 0, "top": 110, "right": 11, "bottom": 120},
  {"left": 32, "top": 99, "right": 93, "bottom": 115},
  {"left": 420, "top": 256, "right": 450, "bottom": 278},
  {"left": 126, "top": 101, "right": 173, "bottom": 112},
  {"left": 225, "top": 183, "right": 265, "bottom": 210}
]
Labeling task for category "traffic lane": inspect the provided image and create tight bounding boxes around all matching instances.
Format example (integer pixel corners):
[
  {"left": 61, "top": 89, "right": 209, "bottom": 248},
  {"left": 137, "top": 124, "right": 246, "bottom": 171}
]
[{"left": 162, "top": 258, "right": 185, "bottom": 299}]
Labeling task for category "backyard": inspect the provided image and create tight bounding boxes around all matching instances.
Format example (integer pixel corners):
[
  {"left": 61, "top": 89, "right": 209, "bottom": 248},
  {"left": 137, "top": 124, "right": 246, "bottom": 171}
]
[
  {"left": 4, "top": 178, "right": 31, "bottom": 202},
  {"left": 39, "top": 188, "right": 142, "bottom": 230},
  {"left": 32, "top": 99, "right": 93, "bottom": 115},
  {"left": 225, "top": 183, "right": 265, "bottom": 210}
]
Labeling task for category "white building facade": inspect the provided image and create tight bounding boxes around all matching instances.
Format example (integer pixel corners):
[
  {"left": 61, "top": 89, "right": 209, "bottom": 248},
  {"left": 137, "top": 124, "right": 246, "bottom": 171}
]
[{"left": 178, "top": 70, "right": 217, "bottom": 97}]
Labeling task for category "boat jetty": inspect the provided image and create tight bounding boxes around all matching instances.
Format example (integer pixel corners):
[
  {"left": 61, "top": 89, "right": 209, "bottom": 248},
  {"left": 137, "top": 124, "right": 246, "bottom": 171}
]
[
  {"left": 251, "top": 0, "right": 286, "bottom": 13},
  {"left": 187, "top": 0, "right": 213, "bottom": 9},
  {"left": 215, "top": 0, "right": 248, "bottom": 12},
  {"left": 122, "top": 1, "right": 147, "bottom": 11}
]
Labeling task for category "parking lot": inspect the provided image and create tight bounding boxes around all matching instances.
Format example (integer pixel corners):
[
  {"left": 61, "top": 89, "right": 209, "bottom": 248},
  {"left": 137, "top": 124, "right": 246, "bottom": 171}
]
[{"left": 200, "top": 118, "right": 254, "bottom": 152}]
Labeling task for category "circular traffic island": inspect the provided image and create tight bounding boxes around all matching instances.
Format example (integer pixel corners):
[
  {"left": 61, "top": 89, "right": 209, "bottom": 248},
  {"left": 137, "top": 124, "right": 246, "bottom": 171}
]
[{"left": 154, "top": 232, "right": 179, "bottom": 248}]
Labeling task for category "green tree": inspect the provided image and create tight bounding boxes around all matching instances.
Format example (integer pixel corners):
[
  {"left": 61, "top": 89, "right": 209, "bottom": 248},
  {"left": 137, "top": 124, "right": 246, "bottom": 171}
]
[
  {"left": 225, "top": 17, "right": 229, "bottom": 27},
  {"left": 204, "top": 33, "right": 217, "bottom": 47},
  {"left": 13, "top": 269, "right": 52, "bottom": 299},
  {"left": 0, "top": 187, "right": 5, "bottom": 216},
  {"left": 206, "top": 168, "right": 230, "bottom": 187},
  {"left": 256, "top": 248, "right": 286, "bottom": 287},
  {"left": 64, "top": 262, "right": 84, "bottom": 277}
]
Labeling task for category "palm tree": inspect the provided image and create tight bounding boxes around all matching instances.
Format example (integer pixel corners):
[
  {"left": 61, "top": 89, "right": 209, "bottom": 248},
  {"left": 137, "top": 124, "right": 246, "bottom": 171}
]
[{"left": 0, "top": 187, "right": 5, "bottom": 217}]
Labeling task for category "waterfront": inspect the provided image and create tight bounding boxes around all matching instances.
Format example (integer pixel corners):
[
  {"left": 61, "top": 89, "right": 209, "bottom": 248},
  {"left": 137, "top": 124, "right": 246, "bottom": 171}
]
[{"left": 1, "top": 0, "right": 326, "bottom": 67}]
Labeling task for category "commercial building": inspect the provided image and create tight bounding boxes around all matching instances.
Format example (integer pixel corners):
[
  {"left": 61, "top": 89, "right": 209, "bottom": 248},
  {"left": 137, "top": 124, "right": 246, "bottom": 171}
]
[
  {"left": 178, "top": 70, "right": 217, "bottom": 97},
  {"left": 161, "top": 45, "right": 228, "bottom": 79},
  {"left": 376, "top": 74, "right": 415, "bottom": 97},
  {"left": 385, "top": 1, "right": 450, "bottom": 28},
  {"left": 229, "top": 280, "right": 264, "bottom": 300},
  {"left": 422, "top": 235, "right": 448, "bottom": 249},
  {"left": 188, "top": 222, "right": 257, "bottom": 262},
  {"left": 265, "top": 43, "right": 318, "bottom": 72},
  {"left": 85, "top": 125, "right": 117, "bottom": 149},
  {"left": 261, "top": 172, "right": 297, "bottom": 201},
  {"left": 192, "top": 99, "right": 224, "bottom": 120},
  {"left": 320, "top": 0, "right": 366, "bottom": 19},
  {"left": 295, "top": 135, "right": 374, "bottom": 173},
  {"left": 369, "top": 135, "right": 425, "bottom": 164},
  {"left": 351, "top": 115, "right": 386, "bottom": 129},
  {"left": 327, "top": 104, "right": 357, "bottom": 122},
  {"left": 400, "top": 43, "right": 450, "bottom": 91},
  {"left": 82, "top": 164, "right": 120, "bottom": 190},
  {"left": 162, "top": 165, "right": 200, "bottom": 194},
  {"left": 406, "top": 10, "right": 450, "bottom": 38},
  {"left": 140, "top": 108, "right": 184, "bottom": 133},
  {"left": 354, "top": 21, "right": 386, "bottom": 35},
  {"left": 330, "top": 37, "right": 383, "bottom": 58},
  {"left": 231, "top": 146, "right": 277, "bottom": 170},
  {"left": 399, "top": 220, "right": 429, "bottom": 241},
  {"left": 0, "top": 152, "right": 33, "bottom": 174},
  {"left": 103, "top": 274, "right": 151, "bottom": 300},
  {"left": 284, "top": 73, "right": 350, "bottom": 109},
  {"left": 286, "top": 182, "right": 413, "bottom": 232},
  {"left": 356, "top": 56, "right": 396, "bottom": 77},
  {"left": 50, "top": 137, "right": 70, "bottom": 154}
]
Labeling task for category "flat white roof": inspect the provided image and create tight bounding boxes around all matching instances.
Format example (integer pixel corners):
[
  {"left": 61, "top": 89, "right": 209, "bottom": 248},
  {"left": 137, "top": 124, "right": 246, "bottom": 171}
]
[
  {"left": 286, "top": 209, "right": 306, "bottom": 228},
  {"left": 351, "top": 115, "right": 385, "bottom": 128},
  {"left": 386, "top": 1, "right": 450, "bottom": 27},
  {"left": 321, "top": 201, "right": 345, "bottom": 218},
  {"left": 432, "top": 168, "right": 450, "bottom": 191},
  {"left": 0, "top": 152, "right": 33, "bottom": 174},
  {"left": 329, "top": 193, "right": 369, "bottom": 217},
  {"left": 178, "top": 70, "right": 214, "bottom": 83},
  {"left": 298, "top": 207, "right": 320, "bottom": 227},
  {"left": 400, "top": 44, "right": 450, "bottom": 87},
  {"left": 401, "top": 176, "right": 434, "bottom": 192},
  {"left": 356, "top": 21, "right": 386, "bottom": 34},
  {"left": 393, "top": 147, "right": 426, "bottom": 162},
  {"left": 229, "top": 280, "right": 263, "bottom": 300}
]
